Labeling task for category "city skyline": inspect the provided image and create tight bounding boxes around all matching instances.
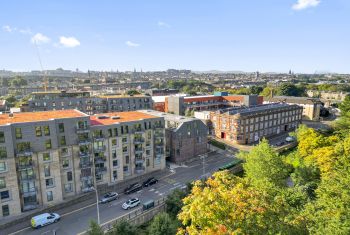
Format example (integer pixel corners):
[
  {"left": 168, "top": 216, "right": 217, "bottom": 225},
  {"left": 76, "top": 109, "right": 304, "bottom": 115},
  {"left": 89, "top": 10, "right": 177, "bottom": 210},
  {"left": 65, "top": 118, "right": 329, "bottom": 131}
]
[{"left": 1, "top": 0, "right": 350, "bottom": 73}]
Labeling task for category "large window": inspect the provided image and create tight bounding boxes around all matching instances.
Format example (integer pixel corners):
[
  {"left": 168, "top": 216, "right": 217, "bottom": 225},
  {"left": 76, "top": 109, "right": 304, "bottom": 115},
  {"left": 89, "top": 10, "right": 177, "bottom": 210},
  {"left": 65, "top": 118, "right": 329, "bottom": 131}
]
[
  {"left": 2, "top": 205, "right": 9, "bottom": 216},
  {"left": 43, "top": 153, "right": 51, "bottom": 162},
  {"left": 67, "top": 172, "right": 73, "bottom": 181},
  {"left": 0, "top": 132, "right": 5, "bottom": 143},
  {"left": 15, "top": 128, "right": 22, "bottom": 139},
  {"left": 113, "top": 160, "right": 118, "bottom": 167},
  {"left": 64, "top": 183, "right": 73, "bottom": 193},
  {"left": 60, "top": 136, "right": 66, "bottom": 146},
  {"left": 0, "top": 162, "right": 6, "bottom": 172},
  {"left": 0, "top": 190, "right": 10, "bottom": 200},
  {"left": 62, "top": 159, "right": 69, "bottom": 168},
  {"left": 44, "top": 126, "right": 50, "bottom": 136},
  {"left": 58, "top": 123, "right": 65, "bottom": 133},
  {"left": 46, "top": 191, "right": 53, "bottom": 201},
  {"left": 44, "top": 165, "right": 50, "bottom": 177},
  {"left": 35, "top": 126, "right": 42, "bottom": 137},
  {"left": 45, "top": 178, "right": 54, "bottom": 188},
  {"left": 45, "top": 139, "right": 52, "bottom": 150},
  {"left": 0, "top": 147, "right": 6, "bottom": 159},
  {"left": 0, "top": 177, "right": 6, "bottom": 189}
]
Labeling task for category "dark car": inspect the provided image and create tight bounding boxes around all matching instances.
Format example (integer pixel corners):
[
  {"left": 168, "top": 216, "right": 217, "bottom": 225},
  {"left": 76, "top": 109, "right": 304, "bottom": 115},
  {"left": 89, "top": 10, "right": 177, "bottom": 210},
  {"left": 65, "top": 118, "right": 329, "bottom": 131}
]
[
  {"left": 124, "top": 183, "right": 143, "bottom": 194},
  {"left": 143, "top": 177, "right": 158, "bottom": 187},
  {"left": 99, "top": 192, "right": 118, "bottom": 204}
]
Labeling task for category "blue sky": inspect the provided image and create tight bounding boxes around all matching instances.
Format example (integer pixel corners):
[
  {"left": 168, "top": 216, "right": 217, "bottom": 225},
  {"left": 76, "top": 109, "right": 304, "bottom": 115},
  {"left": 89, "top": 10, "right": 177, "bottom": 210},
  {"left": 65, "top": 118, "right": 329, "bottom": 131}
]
[{"left": 0, "top": 0, "right": 349, "bottom": 73}]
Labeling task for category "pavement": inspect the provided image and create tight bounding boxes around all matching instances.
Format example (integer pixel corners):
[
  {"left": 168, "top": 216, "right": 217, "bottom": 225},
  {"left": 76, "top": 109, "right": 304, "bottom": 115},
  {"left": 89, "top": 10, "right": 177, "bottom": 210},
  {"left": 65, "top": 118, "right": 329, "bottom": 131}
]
[{"left": 2, "top": 150, "right": 234, "bottom": 235}]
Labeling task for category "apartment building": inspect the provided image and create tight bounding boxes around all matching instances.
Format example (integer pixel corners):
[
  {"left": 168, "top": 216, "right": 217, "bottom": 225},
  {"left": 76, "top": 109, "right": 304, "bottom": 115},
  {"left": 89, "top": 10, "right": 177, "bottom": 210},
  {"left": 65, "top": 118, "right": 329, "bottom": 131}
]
[
  {"left": 0, "top": 110, "right": 165, "bottom": 219},
  {"left": 210, "top": 103, "right": 303, "bottom": 145},
  {"left": 139, "top": 110, "right": 208, "bottom": 163},
  {"left": 264, "top": 96, "right": 322, "bottom": 121},
  {"left": 165, "top": 94, "right": 263, "bottom": 115},
  {"left": 27, "top": 91, "right": 153, "bottom": 114}
]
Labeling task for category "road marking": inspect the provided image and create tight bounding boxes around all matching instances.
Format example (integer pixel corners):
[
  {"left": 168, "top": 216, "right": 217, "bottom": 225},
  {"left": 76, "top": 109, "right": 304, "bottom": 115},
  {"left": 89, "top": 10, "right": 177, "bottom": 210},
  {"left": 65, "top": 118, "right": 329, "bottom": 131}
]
[
  {"left": 155, "top": 191, "right": 159, "bottom": 193},
  {"left": 149, "top": 188, "right": 155, "bottom": 192},
  {"left": 173, "top": 182, "right": 180, "bottom": 186}
]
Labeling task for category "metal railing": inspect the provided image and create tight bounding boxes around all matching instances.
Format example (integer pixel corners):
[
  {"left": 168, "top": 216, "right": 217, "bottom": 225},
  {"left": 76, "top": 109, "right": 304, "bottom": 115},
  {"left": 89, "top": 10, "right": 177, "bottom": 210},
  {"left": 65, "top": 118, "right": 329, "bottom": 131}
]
[
  {"left": 16, "top": 149, "right": 33, "bottom": 157},
  {"left": 17, "top": 162, "right": 35, "bottom": 170}
]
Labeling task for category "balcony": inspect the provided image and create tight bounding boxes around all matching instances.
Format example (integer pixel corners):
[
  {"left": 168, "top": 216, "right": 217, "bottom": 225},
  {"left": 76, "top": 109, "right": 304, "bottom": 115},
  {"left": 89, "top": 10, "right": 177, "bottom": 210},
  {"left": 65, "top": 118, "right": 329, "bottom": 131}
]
[
  {"left": 79, "top": 161, "right": 92, "bottom": 168},
  {"left": 95, "top": 156, "right": 106, "bottom": 164},
  {"left": 21, "top": 187, "right": 37, "bottom": 197},
  {"left": 155, "top": 142, "right": 164, "bottom": 147},
  {"left": 154, "top": 132, "right": 164, "bottom": 137},
  {"left": 95, "top": 166, "right": 107, "bottom": 173},
  {"left": 93, "top": 135, "right": 105, "bottom": 141},
  {"left": 93, "top": 146, "right": 106, "bottom": 153},
  {"left": 134, "top": 147, "right": 144, "bottom": 153},
  {"left": 134, "top": 166, "right": 145, "bottom": 174},
  {"left": 17, "top": 162, "right": 35, "bottom": 170},
  {"left": 135, "top": 157, "right": 145, "bottom": 164},
  {"left": 20, "top": 174, "right": 36, "bottom": 181},
  {"left": 76, "top": 126, "right": 90, "bottom": 133},
  {"left": 133, "top": 137, "right": 145, "bottom": 144},
  {"left": 16, "top": 148, "right": 33, "bottom": 157},
  {"left": 132, "top": 129, "right": 144, "bottom": 134},
  {"left": 80, "top": 175, "right": 93, "bottom": 181},
  {"left": 153, "top": 125, "right": 163, "bottom": 130},
  {"left": 79, "top": 151, "right": 90, "bottom": 157},
  {"left": 78, "top": 139, "right": 91, "bottom": 146}
]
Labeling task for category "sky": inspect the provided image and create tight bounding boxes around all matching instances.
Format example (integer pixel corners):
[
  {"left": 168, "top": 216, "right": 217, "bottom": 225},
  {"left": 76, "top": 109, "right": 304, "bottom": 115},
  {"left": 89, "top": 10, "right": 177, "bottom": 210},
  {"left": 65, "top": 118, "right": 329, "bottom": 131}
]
[{"left": 0, "top": 0, "right": 349, "bottom": 73}]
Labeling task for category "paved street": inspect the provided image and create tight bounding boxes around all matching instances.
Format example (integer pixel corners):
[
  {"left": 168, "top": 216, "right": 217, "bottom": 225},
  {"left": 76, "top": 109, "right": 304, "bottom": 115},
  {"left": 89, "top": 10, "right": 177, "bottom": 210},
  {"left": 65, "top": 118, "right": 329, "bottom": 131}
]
[{"left": 3, "top": 151, "right": 234, "bottom": 235}]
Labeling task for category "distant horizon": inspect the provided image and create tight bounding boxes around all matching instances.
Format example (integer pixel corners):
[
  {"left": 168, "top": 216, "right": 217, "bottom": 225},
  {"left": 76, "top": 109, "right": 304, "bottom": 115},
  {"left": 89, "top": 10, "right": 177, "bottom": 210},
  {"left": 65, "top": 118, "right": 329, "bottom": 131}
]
[{"left": 1, "top": 1, "right": 349, "bottom": 73}]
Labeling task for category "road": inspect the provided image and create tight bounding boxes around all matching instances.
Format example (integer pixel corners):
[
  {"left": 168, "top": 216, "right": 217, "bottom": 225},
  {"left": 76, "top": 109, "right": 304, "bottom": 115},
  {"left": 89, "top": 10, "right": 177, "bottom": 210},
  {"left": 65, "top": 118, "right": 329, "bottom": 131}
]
[{"left": 4, "top": 150, "right": 234, "bottom": 235}]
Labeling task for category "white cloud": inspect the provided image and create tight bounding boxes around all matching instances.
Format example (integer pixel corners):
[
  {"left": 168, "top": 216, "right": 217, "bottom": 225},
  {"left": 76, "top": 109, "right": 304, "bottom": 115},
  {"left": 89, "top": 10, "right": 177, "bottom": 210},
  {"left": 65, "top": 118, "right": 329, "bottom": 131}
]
[
  {"left": 2, "top": 25, "right": 14, "bottom": 32},
  {"left": 292, "top": 0, "right": 320, "bottom": 10},
  {"left": 59, "top": 36, "right": 80, "bottom": 48},
  {"left": 157, "top": 21, "right": 170, "bottom": 28},
  {"left": 126, "top": 41, "right": 140, "bottom": 47},
  {"left": 31, "top": 33, "right": 50, "bottom": 44},
  {"left": 19, "top": 28, "right": 32, "bottom": 35}
]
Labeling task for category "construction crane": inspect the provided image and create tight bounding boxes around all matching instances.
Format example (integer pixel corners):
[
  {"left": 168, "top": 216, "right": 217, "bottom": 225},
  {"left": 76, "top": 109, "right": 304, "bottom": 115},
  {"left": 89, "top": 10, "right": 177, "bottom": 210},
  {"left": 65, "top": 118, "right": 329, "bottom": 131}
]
[{"left": 34, "top": 41, "right": 48, "bottom": 92}]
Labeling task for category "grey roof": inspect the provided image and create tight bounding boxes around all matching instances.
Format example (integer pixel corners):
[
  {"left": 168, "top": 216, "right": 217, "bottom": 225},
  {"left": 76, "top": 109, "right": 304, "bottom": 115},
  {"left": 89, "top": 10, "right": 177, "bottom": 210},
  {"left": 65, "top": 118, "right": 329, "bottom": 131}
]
[
  {"left": 139, "top": 110, "right": 197, "bottom": 123},
  {"left": 265, "top": 96, "right": 322, "bottom": 105}
]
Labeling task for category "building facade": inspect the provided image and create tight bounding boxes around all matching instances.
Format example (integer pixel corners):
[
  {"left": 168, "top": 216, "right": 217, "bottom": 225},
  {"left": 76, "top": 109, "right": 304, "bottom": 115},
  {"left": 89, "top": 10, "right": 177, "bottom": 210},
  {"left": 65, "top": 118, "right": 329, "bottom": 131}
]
[
  {"left": 140, "top": 110, "right": 208, "bottom": 164},
  {"left": 210, "top": 104, "right": 303, "bottom": 145},
  {"left": 27, "top": 91, "right": 153, "bottom": 115},
  {"left": 0, "top": 110, "right": 165, "bottom": 219},
  {"left": 264, "top": 96, "right": 322, "bottom": 121}
]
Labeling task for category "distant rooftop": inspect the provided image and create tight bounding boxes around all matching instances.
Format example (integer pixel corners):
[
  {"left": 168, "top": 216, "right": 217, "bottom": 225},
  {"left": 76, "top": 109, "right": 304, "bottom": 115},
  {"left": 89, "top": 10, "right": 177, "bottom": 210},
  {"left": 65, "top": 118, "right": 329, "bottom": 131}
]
[
  {"left": 90, "top": 111, "right": 159, "bottom": 126},
  {"left": 265, "top": 96, "right": 322, "bottom": 104},
  {"left": 139, "top": 110, "right": 196, "bottom": 123},
  {"left": 96, "top": 94, "right": 149, "bottom": 98},
  {"left": 0, "top": 110, "right": 87, "bottom": 125},
  {"left": 224, "top": 103, "right": 299, "bottom": 116}
]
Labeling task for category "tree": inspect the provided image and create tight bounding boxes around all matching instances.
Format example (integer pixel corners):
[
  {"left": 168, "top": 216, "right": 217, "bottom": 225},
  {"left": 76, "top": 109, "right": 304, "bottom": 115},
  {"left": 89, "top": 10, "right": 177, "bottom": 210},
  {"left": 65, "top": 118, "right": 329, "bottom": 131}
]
[
  {"left": 127, "top": 90, "right": 141, "bottom": 96},
  {"left": 260, "top": 86, "right": 275, "bottom": 97},
  {"left": 148, "top": 212, "right": 178, "bottom": 235},
  {"left": 249, "top": 85, "right": 264, "bottom": 95},
  {"left": 88, "top": 220, "right": 104, "bottom": 235},
  {"left": 166, "top": 189, "right": 187, "bottom": 217},
  {"left": 178, "top": 171, "right": 304, "bottom": 235},
  {"left": 277, "top": 83, "right": 305, "bottom": 97},
  {"left": 108, "top": 220, "right": 138, "bottom": 235},
  {"left": 239, "top": 139, "right": 290, "bottom": 189},
  {"left": 338, "top": 95, "right": 350, "bottom": 114}
]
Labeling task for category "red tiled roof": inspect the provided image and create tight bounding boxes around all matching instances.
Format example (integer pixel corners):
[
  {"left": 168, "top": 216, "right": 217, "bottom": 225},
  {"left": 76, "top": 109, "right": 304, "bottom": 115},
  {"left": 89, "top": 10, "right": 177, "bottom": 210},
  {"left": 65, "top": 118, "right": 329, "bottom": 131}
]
[
  {"left": 90, "top": 111, "right": 158, "bottom": 126},
  {"left": 0, "top": 110, "right": 87, "bottom": 125}
]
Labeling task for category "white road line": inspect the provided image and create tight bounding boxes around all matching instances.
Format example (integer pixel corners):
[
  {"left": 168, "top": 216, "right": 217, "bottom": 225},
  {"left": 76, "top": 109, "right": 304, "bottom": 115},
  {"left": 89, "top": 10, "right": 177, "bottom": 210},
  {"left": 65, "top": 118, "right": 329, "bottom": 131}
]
[
  {"left": 149, "top": 188, "right": 155, "bottom": 192},
  {"left": 173, "top": 182, "right": 180, "bottom": 186}
]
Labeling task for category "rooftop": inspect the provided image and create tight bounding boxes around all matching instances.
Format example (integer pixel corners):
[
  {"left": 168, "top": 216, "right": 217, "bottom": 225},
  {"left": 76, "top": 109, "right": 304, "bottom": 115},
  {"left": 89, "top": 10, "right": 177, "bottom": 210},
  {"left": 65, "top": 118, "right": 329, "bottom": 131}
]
[
  {"left": 0, "top": 110, "right": 87, "bottom": 125},
  {"left": 265, "top": 96, "right": 322, "bottom": 104},
  {"left": 223, "top": 103, "right": 300, "bottom": 116},
  {"left": 90, "top": 111, "right": 159, "bottom": 126},
  {"left": 97, "top": 95, "right": 149, "bottom": 99},
  {"left": 139, "top": 110, "right": 196, "bottom": 123}
]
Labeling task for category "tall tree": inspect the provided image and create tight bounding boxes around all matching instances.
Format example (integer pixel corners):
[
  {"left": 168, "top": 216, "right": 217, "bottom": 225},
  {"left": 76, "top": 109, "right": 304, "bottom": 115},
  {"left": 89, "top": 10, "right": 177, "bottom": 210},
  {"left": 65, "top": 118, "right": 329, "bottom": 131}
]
[
  {"left": 88, "top": 221, "right": 104, "bottom": 235},
  {"left": 108, "top": 220, "right": 138, "bottom": 235},
  {"left": 148, "top": 212, "right": 178, "bottom": 235}
]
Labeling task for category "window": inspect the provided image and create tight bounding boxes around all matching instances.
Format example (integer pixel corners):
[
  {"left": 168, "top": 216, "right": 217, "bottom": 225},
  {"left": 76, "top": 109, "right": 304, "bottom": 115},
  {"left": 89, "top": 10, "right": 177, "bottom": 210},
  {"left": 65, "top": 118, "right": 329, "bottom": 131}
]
[
  {"left": 64, "top": 183, "right": 73, "bottom": 193},
  {"left": 123, "top": 166, "right": 128, "bottom": 172},
  {"left": 45, "top": 139, "right": 52, "bottom": 150},
  {"left": 44, "top": 165, "right": 50, "bottom": 177},
  {"left": 43, "top": 153, "right": 51, "bottom": 162},
  {"left": 113, "top": 160, "right": 118, "bottom": 167},
  {"left": 122, "top": 146, "right": 128, "bottom": 153},
  {"left": 0, "top": 190, "right": 9, "bottom": 200},
  {"left": 0, "top": 177, "right": 5, "bottom": 189},
  {"left": 108, "top": 129, "right": 112, "bottom": 137},
  {"left": 113, "top": 170, "right": 117, "bottom": 180},
  {"left": 15, "top": 128, "right": 22, "bottom": 139},
  {"left": 111, "top": 139, "right": 117, "bottom": 146},
  {"left": 146, "top": 158, "right": 150, "bottom": 167},
  {"left": 62, "top": 159, "right": 69, "bottom": 168},
  {"left": 0, "top": 147, "right": 6, "bottom": 159},
  {"left": 67, "top": 172, "right": 73, "bottom": 181},
  {"left": 61, "top": 148, "right": 68, "bottom": 156},
  {"left": 125, "top": 155, "right": 129, "bottom": 164},
  {"left": 112, "top": 149, "right": 117, "bottom": 159},
  {"left": 44, "top": 126, "right": 50, "bottom": 136},
  {"left": 35, "top": 126, "right": 42, "bottom": 137},
  {"left": 0, "top": 162, "right": 6, "bottom": 172},
  {"left": 58, "top": 123, "right": 65, "bottom": 133},
  {"left": 0, "top": 132, "right": 5, "bottom": 143},
  {"left": 46, "top": 191, "right": 53, "bottom": 201},
  {"left": 122, "top": 137, "right": 127, "bottom": 143},
  {"left": 45, "top": 178, "right": 54, "bottom": 188},
  {"left": 60, "top": 136, "right": 66, "bottom": 146},
  {"left": 2, "top": 205, "right": 9, "bottom": 216}
]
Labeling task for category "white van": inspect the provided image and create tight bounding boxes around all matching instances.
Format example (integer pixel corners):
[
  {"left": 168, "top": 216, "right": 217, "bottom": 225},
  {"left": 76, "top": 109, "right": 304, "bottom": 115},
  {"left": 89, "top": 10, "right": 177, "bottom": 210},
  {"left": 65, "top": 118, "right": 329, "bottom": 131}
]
[{"left": 31, "top": 213, "right": 60, "bottom": 229}]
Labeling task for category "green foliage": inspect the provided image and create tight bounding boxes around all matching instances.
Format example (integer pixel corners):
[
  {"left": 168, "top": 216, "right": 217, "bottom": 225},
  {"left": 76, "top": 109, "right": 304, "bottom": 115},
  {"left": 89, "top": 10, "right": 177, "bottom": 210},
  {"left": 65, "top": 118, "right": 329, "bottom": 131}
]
[
  {"left": 339, "top": 95, "right": 350, "bottom": 114},
  {"left": 260, "top": 86, "right": 275, "bottom": 97},
  {"left": 277, "top": 83, "right": 306, "bottom": 97},
  {"left": 9, "top": 76, "right": 28, "bottom": 87},
  {"left": 88, "top": 220, "right": 104, "bottom": 235},
  {"left": 4, "top": 94, "right": 17, "bottom": 108},
  {"left": 162, "top": 80, "right": 213, "bottom": 94},
  {"left": 208, "top": 139, "right": 226, "bottom": 150},
  {"left": 127, "top": 90, "right": 141, "bottom": 96},
  {"left": 108, "top": 220, "right": 138, "bottom": 235},
  {"left": 147, "top": 212, "right": 178, "bottom": 235},
  {"left": 166, "top": 189, "right": 188, "bottom": 217}
]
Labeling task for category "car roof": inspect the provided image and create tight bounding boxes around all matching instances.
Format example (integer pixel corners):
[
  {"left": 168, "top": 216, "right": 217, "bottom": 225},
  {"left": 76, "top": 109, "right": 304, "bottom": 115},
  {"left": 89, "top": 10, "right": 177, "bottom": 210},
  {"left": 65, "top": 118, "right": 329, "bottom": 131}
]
[{"left": 32, "top": 213, "right": 51, "bottom": 220}]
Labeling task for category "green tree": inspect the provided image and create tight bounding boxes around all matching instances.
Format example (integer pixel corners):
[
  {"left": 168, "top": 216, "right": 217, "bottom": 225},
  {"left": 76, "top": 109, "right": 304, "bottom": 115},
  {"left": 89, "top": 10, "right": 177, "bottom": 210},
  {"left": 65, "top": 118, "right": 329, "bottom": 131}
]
[
  {"left": 108, "top": 220, "right": 138, "bottom": 235},
  {"left": 338, "top": 95, "right": 350, "bottom": 114},
  {"left": 239, "top": 139, "right": 290, "bottom": 189},
  {"left": 148, "top": 212, "right": 178, "bottom": 235},
  {"left": 88, "top": 220, "right": 104, "bottom": 235},
  {"left": 166, "top": 189, "right": 187, "bottom": 217},
  {"left": 127, "top": 90, "right": 141, "bottom": 96},
  {"left": 260, "top": 86, "right": 275, "bottom": 97},
  {"left": 277, "top": 83, "right": 306, "bottom": 97},
  {"left": 249, "top": 85, "right": 264, "bottom": 95}
]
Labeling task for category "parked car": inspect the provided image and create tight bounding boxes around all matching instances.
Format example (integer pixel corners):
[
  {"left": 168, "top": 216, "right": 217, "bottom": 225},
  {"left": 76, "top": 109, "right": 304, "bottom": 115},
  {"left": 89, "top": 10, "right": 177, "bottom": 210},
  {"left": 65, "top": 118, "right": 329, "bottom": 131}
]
[
  {"left": 122, "top": 198, "right": 140, "bottom": 210},
  {"left": 143, "top": 177, "right": 158, "bottom": 187},
  {"left": 124, "top": 183, "right": 143, "bottom": 194},
  {"left": 285, "top": 136, "right": 295, "bottom": 142},
  {"left": 99, "top": 192, "right": 118, "bottom": 204},
  {"left": 31, "top": 213, "right": 60, "bottom": 229}
]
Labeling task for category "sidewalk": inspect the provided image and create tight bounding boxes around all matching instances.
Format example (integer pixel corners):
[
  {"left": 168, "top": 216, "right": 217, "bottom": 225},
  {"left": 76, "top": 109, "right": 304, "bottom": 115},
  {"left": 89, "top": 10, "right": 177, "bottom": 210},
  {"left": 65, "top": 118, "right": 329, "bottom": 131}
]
[{"left": 0, "top": 168, "right": 172, "bottom": 230}]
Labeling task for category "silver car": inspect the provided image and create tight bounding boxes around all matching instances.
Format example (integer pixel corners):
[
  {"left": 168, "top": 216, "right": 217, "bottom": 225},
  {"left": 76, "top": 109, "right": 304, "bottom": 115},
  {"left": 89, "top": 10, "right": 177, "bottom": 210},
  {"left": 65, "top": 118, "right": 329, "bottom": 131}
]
[
  {"left": 99, "top": 192, "right": 119, "bottom": 204},
  {"left": 122, "top": 198, "right": 140, "bottom": 210}
]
